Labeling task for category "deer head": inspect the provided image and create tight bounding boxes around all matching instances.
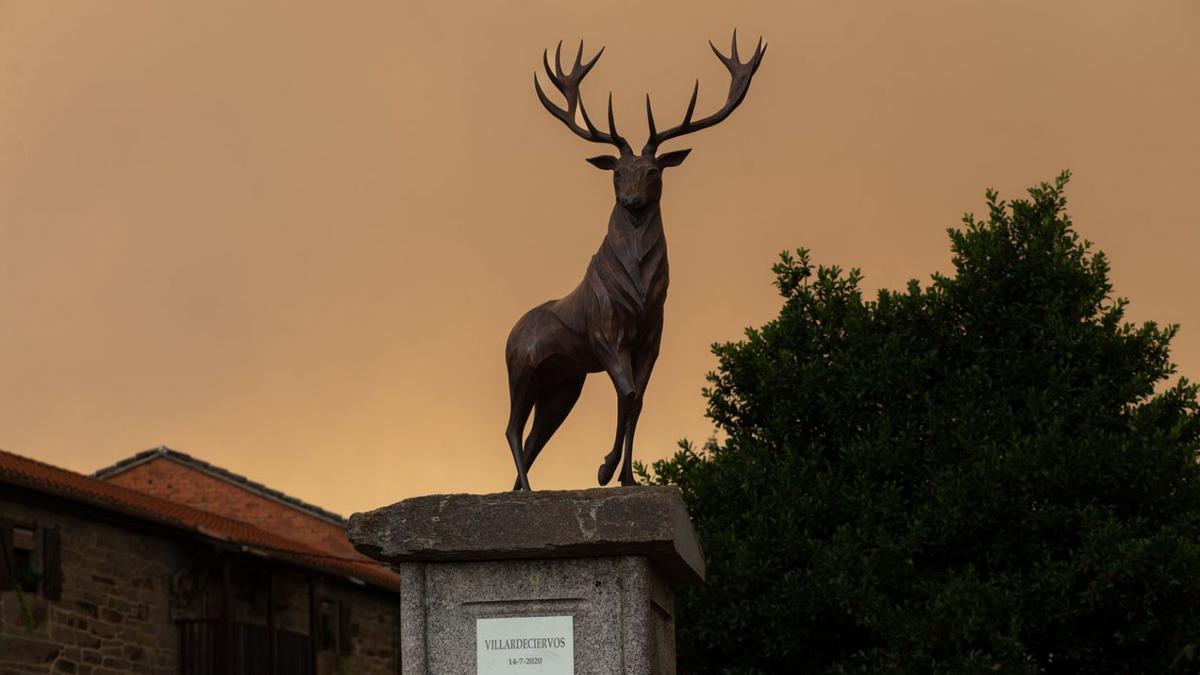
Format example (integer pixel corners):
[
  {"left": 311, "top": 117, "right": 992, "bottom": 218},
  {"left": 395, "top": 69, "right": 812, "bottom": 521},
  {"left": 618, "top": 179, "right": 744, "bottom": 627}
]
[{"left": 534, "top": 31, "right": 767, "bottom": 213}]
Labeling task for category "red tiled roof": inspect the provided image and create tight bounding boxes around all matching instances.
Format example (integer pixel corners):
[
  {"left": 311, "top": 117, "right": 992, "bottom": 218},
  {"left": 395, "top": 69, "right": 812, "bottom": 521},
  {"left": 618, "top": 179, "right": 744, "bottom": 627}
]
[
  {"left": 95, "top": 446, "right": 346, "bottom": 525},
  {"left": 0, "top": 448, "right": 400, "bottom": 592}
]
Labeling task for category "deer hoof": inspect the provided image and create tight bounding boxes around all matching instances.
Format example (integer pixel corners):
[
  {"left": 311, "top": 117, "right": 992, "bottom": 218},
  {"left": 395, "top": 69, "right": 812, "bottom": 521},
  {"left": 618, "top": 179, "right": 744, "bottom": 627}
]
[{"left": 597, "top": 459, "right": 617, "bottom": 486}]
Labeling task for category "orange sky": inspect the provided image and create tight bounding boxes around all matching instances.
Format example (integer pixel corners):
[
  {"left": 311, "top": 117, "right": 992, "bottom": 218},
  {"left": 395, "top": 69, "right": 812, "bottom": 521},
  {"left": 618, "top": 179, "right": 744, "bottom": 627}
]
[{"left": 2, "top": 1, "right": 1198, "bottom": 516}]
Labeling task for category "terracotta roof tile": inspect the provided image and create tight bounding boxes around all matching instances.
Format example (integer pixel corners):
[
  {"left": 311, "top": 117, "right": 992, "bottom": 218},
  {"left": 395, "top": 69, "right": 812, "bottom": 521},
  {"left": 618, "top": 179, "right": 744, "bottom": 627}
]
[
  {"left": 0, "top": 448, "right": 399, "bottom": 592},
  {"left": 94, "top": 446, "right": 346, "bottom": 525}
]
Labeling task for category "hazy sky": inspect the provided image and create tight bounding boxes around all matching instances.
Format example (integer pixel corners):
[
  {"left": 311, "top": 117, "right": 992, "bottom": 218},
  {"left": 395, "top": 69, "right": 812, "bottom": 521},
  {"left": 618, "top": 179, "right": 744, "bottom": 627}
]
[{"left": 2, "top": 1, "right": 1198, "bottom": 516}]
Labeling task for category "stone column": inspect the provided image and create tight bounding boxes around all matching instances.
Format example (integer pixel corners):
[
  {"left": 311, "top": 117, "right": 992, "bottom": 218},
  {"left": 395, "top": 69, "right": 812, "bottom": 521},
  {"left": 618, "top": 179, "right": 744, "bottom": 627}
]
[{"left": 347, "top": 486, "right": 704, "bottom": 675}]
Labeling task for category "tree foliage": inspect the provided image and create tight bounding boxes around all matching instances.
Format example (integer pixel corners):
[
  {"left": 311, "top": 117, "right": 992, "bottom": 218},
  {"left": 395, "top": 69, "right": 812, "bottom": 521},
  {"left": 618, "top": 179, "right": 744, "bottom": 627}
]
[{"left": 641, "top": 173, "right": 1200, "bottom": 673}]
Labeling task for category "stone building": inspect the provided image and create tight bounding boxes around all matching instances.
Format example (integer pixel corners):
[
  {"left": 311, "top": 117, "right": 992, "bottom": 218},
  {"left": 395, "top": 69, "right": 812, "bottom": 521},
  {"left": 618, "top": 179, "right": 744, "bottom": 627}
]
[{"left": 0, "top": 447, "right": 401, "bottom": 675}]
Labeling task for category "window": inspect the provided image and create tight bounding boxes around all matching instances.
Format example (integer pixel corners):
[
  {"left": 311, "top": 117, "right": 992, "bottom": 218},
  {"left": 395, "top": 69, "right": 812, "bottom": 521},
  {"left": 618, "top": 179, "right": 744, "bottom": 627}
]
[
  {"left": 318, "top": 599, "right": 338, "bottom": 649},
  {"left": 0, "top": 521, "right": 62, "bottom": 600},
  {"left": 11, "top": 527, "right": 40, "bottom": 592},
  {"left": 317, "top": 598, "right": 352, "bottom": 655}
]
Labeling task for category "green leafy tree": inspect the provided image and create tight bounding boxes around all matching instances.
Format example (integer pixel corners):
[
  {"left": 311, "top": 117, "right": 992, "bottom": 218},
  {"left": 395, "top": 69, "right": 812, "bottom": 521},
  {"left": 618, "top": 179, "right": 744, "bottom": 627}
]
[{"left": 641, "top": 173, "right": 1200, "bottom": 673}]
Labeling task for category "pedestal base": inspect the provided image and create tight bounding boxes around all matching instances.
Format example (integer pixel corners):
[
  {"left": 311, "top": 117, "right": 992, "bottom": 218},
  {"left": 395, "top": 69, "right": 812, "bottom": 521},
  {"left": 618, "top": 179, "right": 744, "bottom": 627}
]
[
  {"left": 348, "top": 486, "right": 704, "bottom": 675},
  {"left": 399, "top": 556, "right": 674, "bottom": 674}
]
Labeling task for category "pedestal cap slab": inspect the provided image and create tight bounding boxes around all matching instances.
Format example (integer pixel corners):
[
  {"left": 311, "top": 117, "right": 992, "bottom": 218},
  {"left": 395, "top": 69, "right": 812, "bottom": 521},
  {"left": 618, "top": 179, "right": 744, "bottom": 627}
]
[{"left": 347, "top": 485, "right": 704, "bottom": 586}]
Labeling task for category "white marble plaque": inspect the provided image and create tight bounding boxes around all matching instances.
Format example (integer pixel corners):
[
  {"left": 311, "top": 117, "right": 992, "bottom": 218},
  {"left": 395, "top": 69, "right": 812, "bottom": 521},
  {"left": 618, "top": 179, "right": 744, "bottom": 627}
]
[{"left": 476, "top": 615, "right": 574, "bottom": 674}]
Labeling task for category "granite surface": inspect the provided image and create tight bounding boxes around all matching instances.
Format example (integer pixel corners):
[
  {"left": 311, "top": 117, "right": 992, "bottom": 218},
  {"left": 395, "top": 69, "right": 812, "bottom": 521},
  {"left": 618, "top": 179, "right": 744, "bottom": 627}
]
[
  {"left": 398, "top": 556, "right": 675, "bottom": 675},
  {"left": 347, "top": 485, "right": 704, "bottom": 586}
]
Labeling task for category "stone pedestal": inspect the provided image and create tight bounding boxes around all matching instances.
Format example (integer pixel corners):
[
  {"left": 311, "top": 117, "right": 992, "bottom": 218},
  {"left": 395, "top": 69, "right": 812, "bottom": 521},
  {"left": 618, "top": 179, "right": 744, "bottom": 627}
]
[{"left": 347, "top": 486, "right": 704, "bottom": 675}]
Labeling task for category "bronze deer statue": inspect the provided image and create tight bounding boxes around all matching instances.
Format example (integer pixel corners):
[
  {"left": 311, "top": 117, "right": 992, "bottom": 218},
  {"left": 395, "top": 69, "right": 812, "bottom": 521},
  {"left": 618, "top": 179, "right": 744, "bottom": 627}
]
[{"left": 505, "top": 32, "right": 766, "bottom": 490}]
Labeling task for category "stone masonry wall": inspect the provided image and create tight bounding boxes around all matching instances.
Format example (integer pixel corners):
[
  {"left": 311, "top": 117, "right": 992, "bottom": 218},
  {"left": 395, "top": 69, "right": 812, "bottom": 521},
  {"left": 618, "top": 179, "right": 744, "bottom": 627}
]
[
  {"left": 314, "top": 580, "right": 399, "bottom": 675},
  {"left": 1, "top": 498, "right": 399, "bottom": 675},
  {"left": 0, "top": 499, "right": 182, "bottom": 675},
  {"left": 350, "top": 590, "right": 401, "bottom": 675},
  {"left": 103, "top": 457, "right": 360, "bottom": 558}
]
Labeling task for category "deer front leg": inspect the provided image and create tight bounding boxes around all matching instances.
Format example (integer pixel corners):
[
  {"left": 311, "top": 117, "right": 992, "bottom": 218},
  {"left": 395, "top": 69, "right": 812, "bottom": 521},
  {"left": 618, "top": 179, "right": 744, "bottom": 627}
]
[
  {"left": 618, "top": 398, "right": 643, "bottom": 487},
  {"left": 618, "top": 336, "right": 661, "bottom": 486},
  {"left": 598, "top": 351, "right": 636, "bottom": 486}
]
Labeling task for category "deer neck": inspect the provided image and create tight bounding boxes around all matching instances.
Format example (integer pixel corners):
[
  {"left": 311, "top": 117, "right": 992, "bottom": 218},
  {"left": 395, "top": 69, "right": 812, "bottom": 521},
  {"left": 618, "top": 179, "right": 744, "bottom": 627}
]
[
  {"left": 609, "top": 201, "right": 661, "bottom": 232},
  {"left": 605, "top": 202, "right": 665, "bottom": 268},
  {"left": 588, "top": 202, "right": 668, "bottom": 316}
]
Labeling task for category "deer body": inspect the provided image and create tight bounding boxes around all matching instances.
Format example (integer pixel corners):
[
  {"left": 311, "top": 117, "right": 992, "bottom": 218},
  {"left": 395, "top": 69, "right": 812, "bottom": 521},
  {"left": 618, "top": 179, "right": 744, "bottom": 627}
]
[
  {"left": 506, "top": 33, "right": 765, "bottom": 490},
  {"left": 506, "top": 201, "right": 667, "bottom": 488},
  {"left": 521, "top": 203, "right": 668, "bottom": 357}
]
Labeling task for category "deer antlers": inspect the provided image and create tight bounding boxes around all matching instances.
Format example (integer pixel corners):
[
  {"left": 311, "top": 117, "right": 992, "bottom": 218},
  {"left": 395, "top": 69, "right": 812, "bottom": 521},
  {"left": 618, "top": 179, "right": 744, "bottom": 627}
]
[
  {"left": 644, "top": 30, "right": 767, "bottom": 154},
  {"left": 534, "top": 41, "right": 632, "bottom": 155},
  {"left": 534, "top": 31, "right": 767, "bottom": 157}
]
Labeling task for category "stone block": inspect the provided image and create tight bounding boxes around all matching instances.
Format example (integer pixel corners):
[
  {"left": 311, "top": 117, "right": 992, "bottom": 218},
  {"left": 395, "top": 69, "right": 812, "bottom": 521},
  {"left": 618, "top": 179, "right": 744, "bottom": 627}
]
[
  {"left": 347, "top": 485, "right": 704, "bottom": 586},
  {"left": 348, "top": 486, "right": 704, "bottom": 674}
]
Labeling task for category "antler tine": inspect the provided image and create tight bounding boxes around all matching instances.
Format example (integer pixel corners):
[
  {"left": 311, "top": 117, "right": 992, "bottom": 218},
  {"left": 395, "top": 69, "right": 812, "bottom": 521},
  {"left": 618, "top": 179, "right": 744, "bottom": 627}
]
[
  {"left": 683, "top": 80, "right": 699, "bottom": 126},
  {"left": 533, "top": 42, "right": 631, "bottom": 154},
  {"left": 554, "top": 41, "right": 565, "bottom": 78},
  {"left": 709, "top": 40, "right": 729, "bottom": 69},
  {"left": 584, "top": 46, "right": 604, "bottom": 72},
  {"left": 542, "top": 49, "right": 564, "bottom": 95},
  {"left": 606, "top": 93, "right": 625, "bottom": 148},
  {"left": 642, "top": 33, "right": 766, "bottom": 155},
  {"left": 534, "top": 72, "right": 559, "bottom": 111},
  {"left": 584, "top": 96, "right": 615, "bottom": 141},
  {"left": 579, "top": 96, "right": 601, "bottom": 135},
  {"left": 645, "top": 94, "right": 657, "bottom": 139}
]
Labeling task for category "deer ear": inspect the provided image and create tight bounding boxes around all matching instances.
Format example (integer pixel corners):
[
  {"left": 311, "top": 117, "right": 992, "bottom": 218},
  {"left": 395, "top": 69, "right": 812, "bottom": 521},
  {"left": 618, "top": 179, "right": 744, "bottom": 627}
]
[
  {"left": 585, "top": 155, "right": 619, "bottom": 171},
  {"left": 656, "top": 149, "right": 691, "bottom": 168}
]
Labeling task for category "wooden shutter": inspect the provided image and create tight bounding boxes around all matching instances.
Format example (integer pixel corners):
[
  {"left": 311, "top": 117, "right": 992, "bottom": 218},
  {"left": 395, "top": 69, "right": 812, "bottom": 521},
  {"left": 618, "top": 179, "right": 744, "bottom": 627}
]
[
  {"left": 338, "top": 602, "right": 352, "bottom": 655},
  {"left": 43, "top": 527, "right": 63, "bottom": 600},
  {"left": 0, "top": 523, "right": 13, "bottom": 590}
]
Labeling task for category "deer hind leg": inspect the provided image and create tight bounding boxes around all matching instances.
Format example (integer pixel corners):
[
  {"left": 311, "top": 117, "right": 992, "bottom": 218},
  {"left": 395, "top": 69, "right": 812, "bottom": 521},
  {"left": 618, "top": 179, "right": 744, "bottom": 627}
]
[
  {"left": 511, "top": 374, "right": 585, "bottom": 491},
  {"left": 598, "top": 352, "right": 636, "bottom": 486},
  {"left": 505, "top": 374, "right": 536, "bottom": 491}
]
